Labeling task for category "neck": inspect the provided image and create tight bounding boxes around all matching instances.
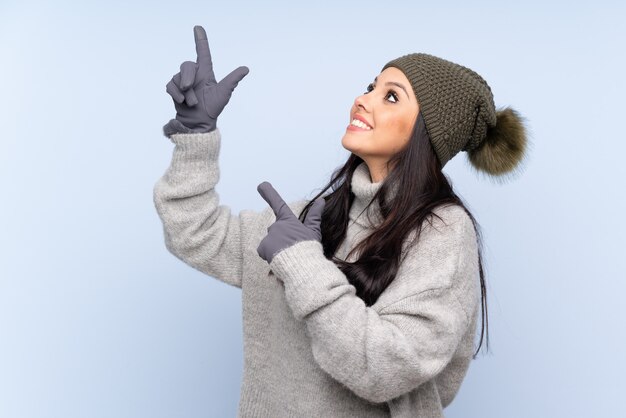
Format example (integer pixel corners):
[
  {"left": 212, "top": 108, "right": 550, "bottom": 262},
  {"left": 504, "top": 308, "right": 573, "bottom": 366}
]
[{"left": 349, "top": 162, "right": 399, "bottom": 229}]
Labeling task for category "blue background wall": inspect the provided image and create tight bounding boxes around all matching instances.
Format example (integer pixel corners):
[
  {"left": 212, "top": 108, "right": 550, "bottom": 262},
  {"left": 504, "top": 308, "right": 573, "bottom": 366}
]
[{"left": 1, "top": 1, "right": 624, "bottom": 417}]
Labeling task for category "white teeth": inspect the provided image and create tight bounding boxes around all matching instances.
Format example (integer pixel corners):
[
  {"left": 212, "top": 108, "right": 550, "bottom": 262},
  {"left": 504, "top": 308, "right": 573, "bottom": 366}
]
[{"left": 351, "top": 119, "right": 372, "bottom": 130}]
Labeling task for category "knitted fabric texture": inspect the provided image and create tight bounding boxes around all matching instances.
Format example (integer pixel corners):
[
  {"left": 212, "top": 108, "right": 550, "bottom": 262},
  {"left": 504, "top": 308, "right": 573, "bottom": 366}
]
[
  {"left": 381, "top": 53, "right": 496, "bottom": 167},
  {"left": 153, "top": 128, "right": 481, "bottom": 417}
]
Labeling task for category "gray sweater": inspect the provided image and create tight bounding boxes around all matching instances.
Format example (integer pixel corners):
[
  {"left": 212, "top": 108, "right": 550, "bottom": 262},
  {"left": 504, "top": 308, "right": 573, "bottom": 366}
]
[{"left": 152, "top": 127, "right": 481, "bottom": 417}]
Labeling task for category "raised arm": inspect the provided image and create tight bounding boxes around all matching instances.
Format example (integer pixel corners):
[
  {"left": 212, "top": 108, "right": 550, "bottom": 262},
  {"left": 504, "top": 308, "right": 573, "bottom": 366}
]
[
  {"left": 153, "top": 128, "right": 274, "bottom": 288},
  {"left": 153, "top": 25, "right": 256, "bottom": 287}
]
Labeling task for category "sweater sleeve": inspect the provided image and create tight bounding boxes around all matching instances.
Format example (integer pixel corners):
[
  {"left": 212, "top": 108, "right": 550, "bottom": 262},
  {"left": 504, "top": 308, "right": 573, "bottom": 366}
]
[
  {"left": 268, "top": 207, "right": 480, "bottom": 404},
  {"left": 153, "top": 128, "right": 269, "bottom": 288}
]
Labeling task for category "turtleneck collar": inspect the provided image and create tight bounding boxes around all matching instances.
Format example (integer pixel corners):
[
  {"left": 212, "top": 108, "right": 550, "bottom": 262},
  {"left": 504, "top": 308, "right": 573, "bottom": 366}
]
[{"left": 349, "top": 162, "right": 398, "bottom": 229}]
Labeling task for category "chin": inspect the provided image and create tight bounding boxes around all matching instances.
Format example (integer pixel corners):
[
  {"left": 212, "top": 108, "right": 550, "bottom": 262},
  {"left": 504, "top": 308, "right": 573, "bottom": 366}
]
[{"left": 341, "top": 135, "right": 355, "bottom": 153}]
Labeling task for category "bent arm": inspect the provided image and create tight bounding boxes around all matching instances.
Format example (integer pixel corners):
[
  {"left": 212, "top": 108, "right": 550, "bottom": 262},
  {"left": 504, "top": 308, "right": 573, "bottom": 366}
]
[
  {"left": 268, "top": 208, "right": 480, "bottom": 403},
  {"left": 153, "top": 128, "right": 266, "bottom": 288}
]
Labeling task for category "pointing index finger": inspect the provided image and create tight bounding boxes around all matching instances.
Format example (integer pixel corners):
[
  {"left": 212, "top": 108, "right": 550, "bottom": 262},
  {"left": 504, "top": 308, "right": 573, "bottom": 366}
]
[
  {"left": 193, "top": 25, "right": 215, "bottom": 81},
  {"left": 257, "top": 182, "right": 295, "bottom": 221}
]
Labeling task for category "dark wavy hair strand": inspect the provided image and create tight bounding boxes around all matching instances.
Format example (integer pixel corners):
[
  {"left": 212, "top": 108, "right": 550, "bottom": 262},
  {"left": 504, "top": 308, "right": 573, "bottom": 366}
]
[{"left": 298, "top": 112, "right": 490, "bottom": 358}]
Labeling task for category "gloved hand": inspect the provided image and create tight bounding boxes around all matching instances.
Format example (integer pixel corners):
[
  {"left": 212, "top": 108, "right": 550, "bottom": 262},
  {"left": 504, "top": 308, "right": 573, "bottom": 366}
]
[
  {"left": 256, "top": 182, "right": 326, "bottom": 264},
  {"left": 163, "top": 25, "right": 249, "bottom": 137}
]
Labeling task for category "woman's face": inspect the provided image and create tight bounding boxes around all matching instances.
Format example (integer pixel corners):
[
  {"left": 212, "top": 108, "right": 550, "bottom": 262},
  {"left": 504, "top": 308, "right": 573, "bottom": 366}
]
[{"left": 342, "top": 67, "right": 420, "bottom": 183}]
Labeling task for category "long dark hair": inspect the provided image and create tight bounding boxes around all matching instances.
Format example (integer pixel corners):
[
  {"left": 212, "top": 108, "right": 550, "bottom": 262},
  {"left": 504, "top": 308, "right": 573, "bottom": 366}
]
[{"left": 298, "top": 111, "right": 490, "bottom": 358}]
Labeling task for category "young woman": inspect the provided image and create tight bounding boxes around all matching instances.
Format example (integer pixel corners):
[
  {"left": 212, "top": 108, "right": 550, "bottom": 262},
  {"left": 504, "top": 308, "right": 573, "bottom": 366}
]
[{"left": 154, "top": 25, "right": 528, "bottom": 418}]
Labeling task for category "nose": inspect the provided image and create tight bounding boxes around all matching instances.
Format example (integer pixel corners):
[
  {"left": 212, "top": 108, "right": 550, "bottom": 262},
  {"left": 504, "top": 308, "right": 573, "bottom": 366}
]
[{"left": 354, "top": 93, "right": 368, "bottom": 112}]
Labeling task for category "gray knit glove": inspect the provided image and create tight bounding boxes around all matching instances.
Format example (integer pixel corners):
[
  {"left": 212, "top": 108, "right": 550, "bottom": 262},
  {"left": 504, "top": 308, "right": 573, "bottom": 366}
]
[
  {"left": 163, "top": 25, "right": 249, "bottom": 137},
  {"left": 256, "top": 181, "right": 326, "bottom": 264}
]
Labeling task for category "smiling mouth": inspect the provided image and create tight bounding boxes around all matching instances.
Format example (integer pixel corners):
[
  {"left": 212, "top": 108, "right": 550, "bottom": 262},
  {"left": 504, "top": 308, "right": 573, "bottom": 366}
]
[
  {"left": 348, "top": 118, "right": 373, "bottom": 131},
  {"left": 347, "top": 125, "right": 371, "bottom": 132}
]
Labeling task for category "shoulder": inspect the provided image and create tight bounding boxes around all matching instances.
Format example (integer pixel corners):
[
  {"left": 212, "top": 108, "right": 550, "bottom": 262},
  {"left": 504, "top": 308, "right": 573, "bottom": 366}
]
[
  {"left": 427, "top": 204, "right": 475, "bottom": 237},
  {"left": 402, "top": 204, "right": 476, "bottom": 254},
  {"left": 374, "top": 204, "right": 478, "bottom": 310},
  {"left": 426, "top": 204, "right": 477, "bottom": 261}
]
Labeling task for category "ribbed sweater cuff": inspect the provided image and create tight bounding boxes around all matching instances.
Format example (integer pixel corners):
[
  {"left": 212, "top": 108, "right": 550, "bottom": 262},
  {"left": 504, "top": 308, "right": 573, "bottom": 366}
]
[
  {"left": 167, "top": 128, "right": 221, "bottom": 176},
  {"left": 269, "top": 240, "right": 351, "bottom": 321}
]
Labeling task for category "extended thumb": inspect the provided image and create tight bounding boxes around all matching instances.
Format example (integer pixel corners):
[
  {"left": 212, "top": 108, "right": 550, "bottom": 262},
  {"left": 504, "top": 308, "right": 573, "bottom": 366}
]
[
  {"left": 219, "top": 66, "right": 250, "bottom": 92},
  {"left": 303, "top": 198, "right": 325, "bottom": 230}
]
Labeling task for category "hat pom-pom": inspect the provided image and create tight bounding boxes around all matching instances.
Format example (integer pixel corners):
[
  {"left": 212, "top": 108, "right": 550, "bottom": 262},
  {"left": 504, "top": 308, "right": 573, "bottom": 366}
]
[{"left": 467, "top": 106, "right": 530, "bottom": 183}]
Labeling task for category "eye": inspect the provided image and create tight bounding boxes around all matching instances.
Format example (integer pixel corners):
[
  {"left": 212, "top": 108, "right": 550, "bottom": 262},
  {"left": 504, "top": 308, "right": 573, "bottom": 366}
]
[{"left": 364, "top": 83, "right": 399, "bottom": 103}]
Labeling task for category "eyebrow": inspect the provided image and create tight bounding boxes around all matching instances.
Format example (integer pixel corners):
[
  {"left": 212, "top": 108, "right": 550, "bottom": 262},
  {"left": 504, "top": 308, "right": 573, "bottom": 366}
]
[{"left": 374, "top": 76, "right": 410, "bottom": 99}]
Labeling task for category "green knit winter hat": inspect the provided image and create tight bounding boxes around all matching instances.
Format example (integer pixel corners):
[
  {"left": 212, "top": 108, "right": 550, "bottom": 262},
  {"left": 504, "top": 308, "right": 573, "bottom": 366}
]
[{"left": 381, "top": 53, "right": 529, "bottom": 177}]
